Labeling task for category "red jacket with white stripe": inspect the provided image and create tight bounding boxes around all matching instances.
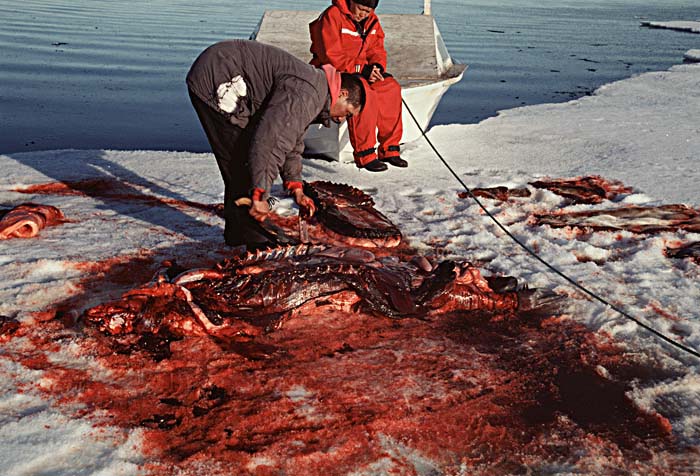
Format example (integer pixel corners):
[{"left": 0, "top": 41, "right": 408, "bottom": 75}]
[{"left": 309, "top": 0, "right": 387, "bottom": 74}]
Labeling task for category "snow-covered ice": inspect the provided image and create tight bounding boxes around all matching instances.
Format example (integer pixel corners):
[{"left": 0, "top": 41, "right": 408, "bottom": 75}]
[
  {"left": 685, "top": 49, "right": 700, "bottom": 62},
  {"left": 640, "top": 20, "right": 700, "bottom": 34},
  {"left": 1, "top": 44, "right": 700, "bottom": 476}
]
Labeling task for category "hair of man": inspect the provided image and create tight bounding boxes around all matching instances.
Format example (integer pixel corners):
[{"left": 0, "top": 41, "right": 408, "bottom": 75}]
[{"left": 340, "top": 73, "right": 367, "bottom": 109}]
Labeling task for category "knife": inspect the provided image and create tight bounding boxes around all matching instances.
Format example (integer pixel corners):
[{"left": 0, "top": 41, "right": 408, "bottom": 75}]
[{"left": 298, "top": 213, "right": 310, "bottom": 243}]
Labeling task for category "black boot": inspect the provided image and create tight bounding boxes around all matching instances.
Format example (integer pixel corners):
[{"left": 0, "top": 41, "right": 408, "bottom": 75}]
[
  {"left": 362, "top": 159, "right": 389, "bottom": 172},
  {"left": 381, "top": 155, "right": 408, "bottom": 168}
]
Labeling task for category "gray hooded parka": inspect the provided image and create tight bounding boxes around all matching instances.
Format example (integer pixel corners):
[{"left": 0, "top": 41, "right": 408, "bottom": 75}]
[{"left": 186, "top": 40, "right": 332, "bottom": 196}]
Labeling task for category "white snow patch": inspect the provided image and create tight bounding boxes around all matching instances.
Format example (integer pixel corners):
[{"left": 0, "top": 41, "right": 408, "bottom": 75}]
[
  {"left": 641, "top": 20, "right": 700, "bottom": 34},
  {"left": 685, "top": 49, "right": 700, "bottom": 62}
]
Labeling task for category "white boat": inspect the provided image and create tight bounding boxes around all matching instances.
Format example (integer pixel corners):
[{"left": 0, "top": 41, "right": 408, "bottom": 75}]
[{"left": 251, "top": 1, "right": 467, "bottom": 161}]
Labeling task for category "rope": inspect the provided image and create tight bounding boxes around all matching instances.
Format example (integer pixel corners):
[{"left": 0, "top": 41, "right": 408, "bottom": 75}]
[{"left": 402, "top": 98, "right": 700, "bottom": 360}]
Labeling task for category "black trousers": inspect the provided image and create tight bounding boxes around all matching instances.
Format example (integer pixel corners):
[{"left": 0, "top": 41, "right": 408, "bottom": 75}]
[{"left": 188, "top": 90, "right": 275, "bottom": 247}]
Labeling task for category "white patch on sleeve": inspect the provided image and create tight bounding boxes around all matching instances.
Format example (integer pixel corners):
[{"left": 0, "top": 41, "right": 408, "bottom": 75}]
[{"left": 216, "top": 76, "right": 247, "bottom": 113}]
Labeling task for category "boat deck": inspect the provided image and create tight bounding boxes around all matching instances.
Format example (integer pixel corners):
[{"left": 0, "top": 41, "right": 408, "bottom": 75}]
[{"left": 252, "top": 10, "right": 465, "bottom": 88}]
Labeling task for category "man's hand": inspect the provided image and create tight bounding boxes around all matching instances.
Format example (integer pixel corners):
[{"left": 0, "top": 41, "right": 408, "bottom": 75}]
[
  {"left": 293, "top": 188, "right": 316, "bottom": 217},
  {"left": 362, "top": 64, "right": 385, "bottom": 84},
  {"left": 368, "top": 65, "right": 384, "bottom": 84},
  {"left": 249, "top": 199, "right": 271, "bottom": 222}
]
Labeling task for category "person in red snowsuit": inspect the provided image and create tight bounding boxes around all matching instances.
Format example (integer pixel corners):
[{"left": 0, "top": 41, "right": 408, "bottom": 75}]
[{"left": 310, "top": 0, "right": 407, "bottom": 172}]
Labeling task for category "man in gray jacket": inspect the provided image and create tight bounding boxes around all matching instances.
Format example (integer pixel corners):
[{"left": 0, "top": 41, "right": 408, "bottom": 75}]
[{"left": 187, "top": 39, "right": 365, "bottom": 250}]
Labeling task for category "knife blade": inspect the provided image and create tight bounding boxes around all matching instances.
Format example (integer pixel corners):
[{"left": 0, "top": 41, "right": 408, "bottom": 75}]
[{"left": 298, "top": 214, "right": 310, "bottom": 243}]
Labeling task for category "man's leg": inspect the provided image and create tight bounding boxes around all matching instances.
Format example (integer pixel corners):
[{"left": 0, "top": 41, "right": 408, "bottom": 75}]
[
  {"left": 188, "top": 90, "right": 277, "bottom": 248},
  {"left": 374, "top": 77, "right": 405, "bottom": 167}
]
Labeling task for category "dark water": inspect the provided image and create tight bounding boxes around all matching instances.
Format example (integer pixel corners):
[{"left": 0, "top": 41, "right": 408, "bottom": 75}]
[
  {"left": 0, "top": 0, "right": 697, "bottom": 154},
  {"left": 431, "top": 0, "right": 699, "bottom": 125}
]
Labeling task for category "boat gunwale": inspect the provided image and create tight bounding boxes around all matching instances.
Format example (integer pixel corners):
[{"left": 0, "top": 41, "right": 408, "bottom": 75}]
[{"left": 399, "top": 64, "right": 467, "bottom": 88}]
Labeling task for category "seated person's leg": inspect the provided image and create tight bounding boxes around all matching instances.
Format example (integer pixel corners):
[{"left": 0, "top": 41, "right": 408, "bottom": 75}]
[
  {"left": 374, "top": 78, "right": 406, "bottom": 167},
  {"left": 347, "top": 86, "right": 387, "bottom": 172}
]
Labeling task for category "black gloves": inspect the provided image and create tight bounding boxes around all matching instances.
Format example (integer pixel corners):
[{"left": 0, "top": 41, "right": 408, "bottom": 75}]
[{"left": 361, "top": 63, "right": 385, "bottom": 80}]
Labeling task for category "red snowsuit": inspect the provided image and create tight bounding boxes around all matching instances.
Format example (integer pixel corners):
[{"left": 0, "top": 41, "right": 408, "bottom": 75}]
[{"left": 310, "top": 0, "right": 403, "bottom": 166}]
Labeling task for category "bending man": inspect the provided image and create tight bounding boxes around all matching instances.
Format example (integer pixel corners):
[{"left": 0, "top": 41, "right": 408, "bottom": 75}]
[
  {"left": 187, "top": 40, "right": 365, "bottom": 250},
  {"left": 310, "top": 0, "right": 405, "bottom": 172}
]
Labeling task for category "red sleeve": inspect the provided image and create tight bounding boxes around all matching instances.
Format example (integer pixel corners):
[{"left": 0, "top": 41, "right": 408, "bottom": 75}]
[
  {"left": 310, "top": 8, "right": 356, "bottom": 72},
  {"left": 251, "top": 188, "right": 265, "bottom": 202},
  {"left": 283, "top": 181, "right": 303, "bottom": 192},
  {"left": 365, "top": 20, "right": 387, "bottom": 70}
]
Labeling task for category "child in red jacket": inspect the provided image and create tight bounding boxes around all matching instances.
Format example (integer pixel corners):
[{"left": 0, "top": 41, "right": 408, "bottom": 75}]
[{"left": 310, "top": 0, "right": 406, "bottom": 172}]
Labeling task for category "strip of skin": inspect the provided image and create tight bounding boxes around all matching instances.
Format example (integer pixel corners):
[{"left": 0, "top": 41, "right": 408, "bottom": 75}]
[
  {"left": 459, "top": 186, "right": 531, "bottom": 202},
  {"left": 457, "top": 176, "right": 632, "bottom": 204},
  {"left": 666, "top": 241, "right": 700, "bottom": 262},
  {"left": 0, "top": 203, "right": 64, "bottom": 239},
  {"left": 0, "top": 214, "right": 42, "bottom": 239},
  {"left": 303, "top": 181, "right": 402, "bottom": 247},
  {"left": 530, "top": 176, "right": 632, "bottom": 204},
  {"left": 534, "top": 204, "right": 700, "bottom": 233},
  {"left": 173, "top": 269, "right": 226, "bottom": 286}
]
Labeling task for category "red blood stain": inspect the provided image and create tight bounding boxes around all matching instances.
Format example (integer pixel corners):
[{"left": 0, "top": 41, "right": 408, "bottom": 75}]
[
  {"left": 0, "top": 315, "right": 21, "bottom": 336},
  {"left": 648, "top": 302, "right": 681, "bottom": 322},
  {"left": 15, "top": 179, "right": 126, "bottom": 196},
  {"left": 30, "top": 248, "right": 229, "bottom": 326},
  {"left": 14, "top": 179, "right": 223, "bottom": 217},
  {"left": 26, "top": 254, "right": 160, "bottom": 327},
  {"left": 7, "top": 287, "right": 688, "bottom": 474}
]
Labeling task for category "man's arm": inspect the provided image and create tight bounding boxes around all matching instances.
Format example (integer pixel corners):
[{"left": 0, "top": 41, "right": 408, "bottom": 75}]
[
  {"left": 247, "top": 79, "right": 318, "bottom": 200},
  {"left": 280, "top": 135, "right": 305, "bottom": 188},
  {"left": 281, "top": 135, "right": 317, "bottom": 216}
]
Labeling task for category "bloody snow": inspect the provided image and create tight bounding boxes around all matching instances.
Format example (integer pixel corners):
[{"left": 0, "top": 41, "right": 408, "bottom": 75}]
[
  {"left": 2, "top": 41, "right": 700, "bottom": 476},
  {"left": 0, "top": 177, "right": 692, "bottom": 475}
]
